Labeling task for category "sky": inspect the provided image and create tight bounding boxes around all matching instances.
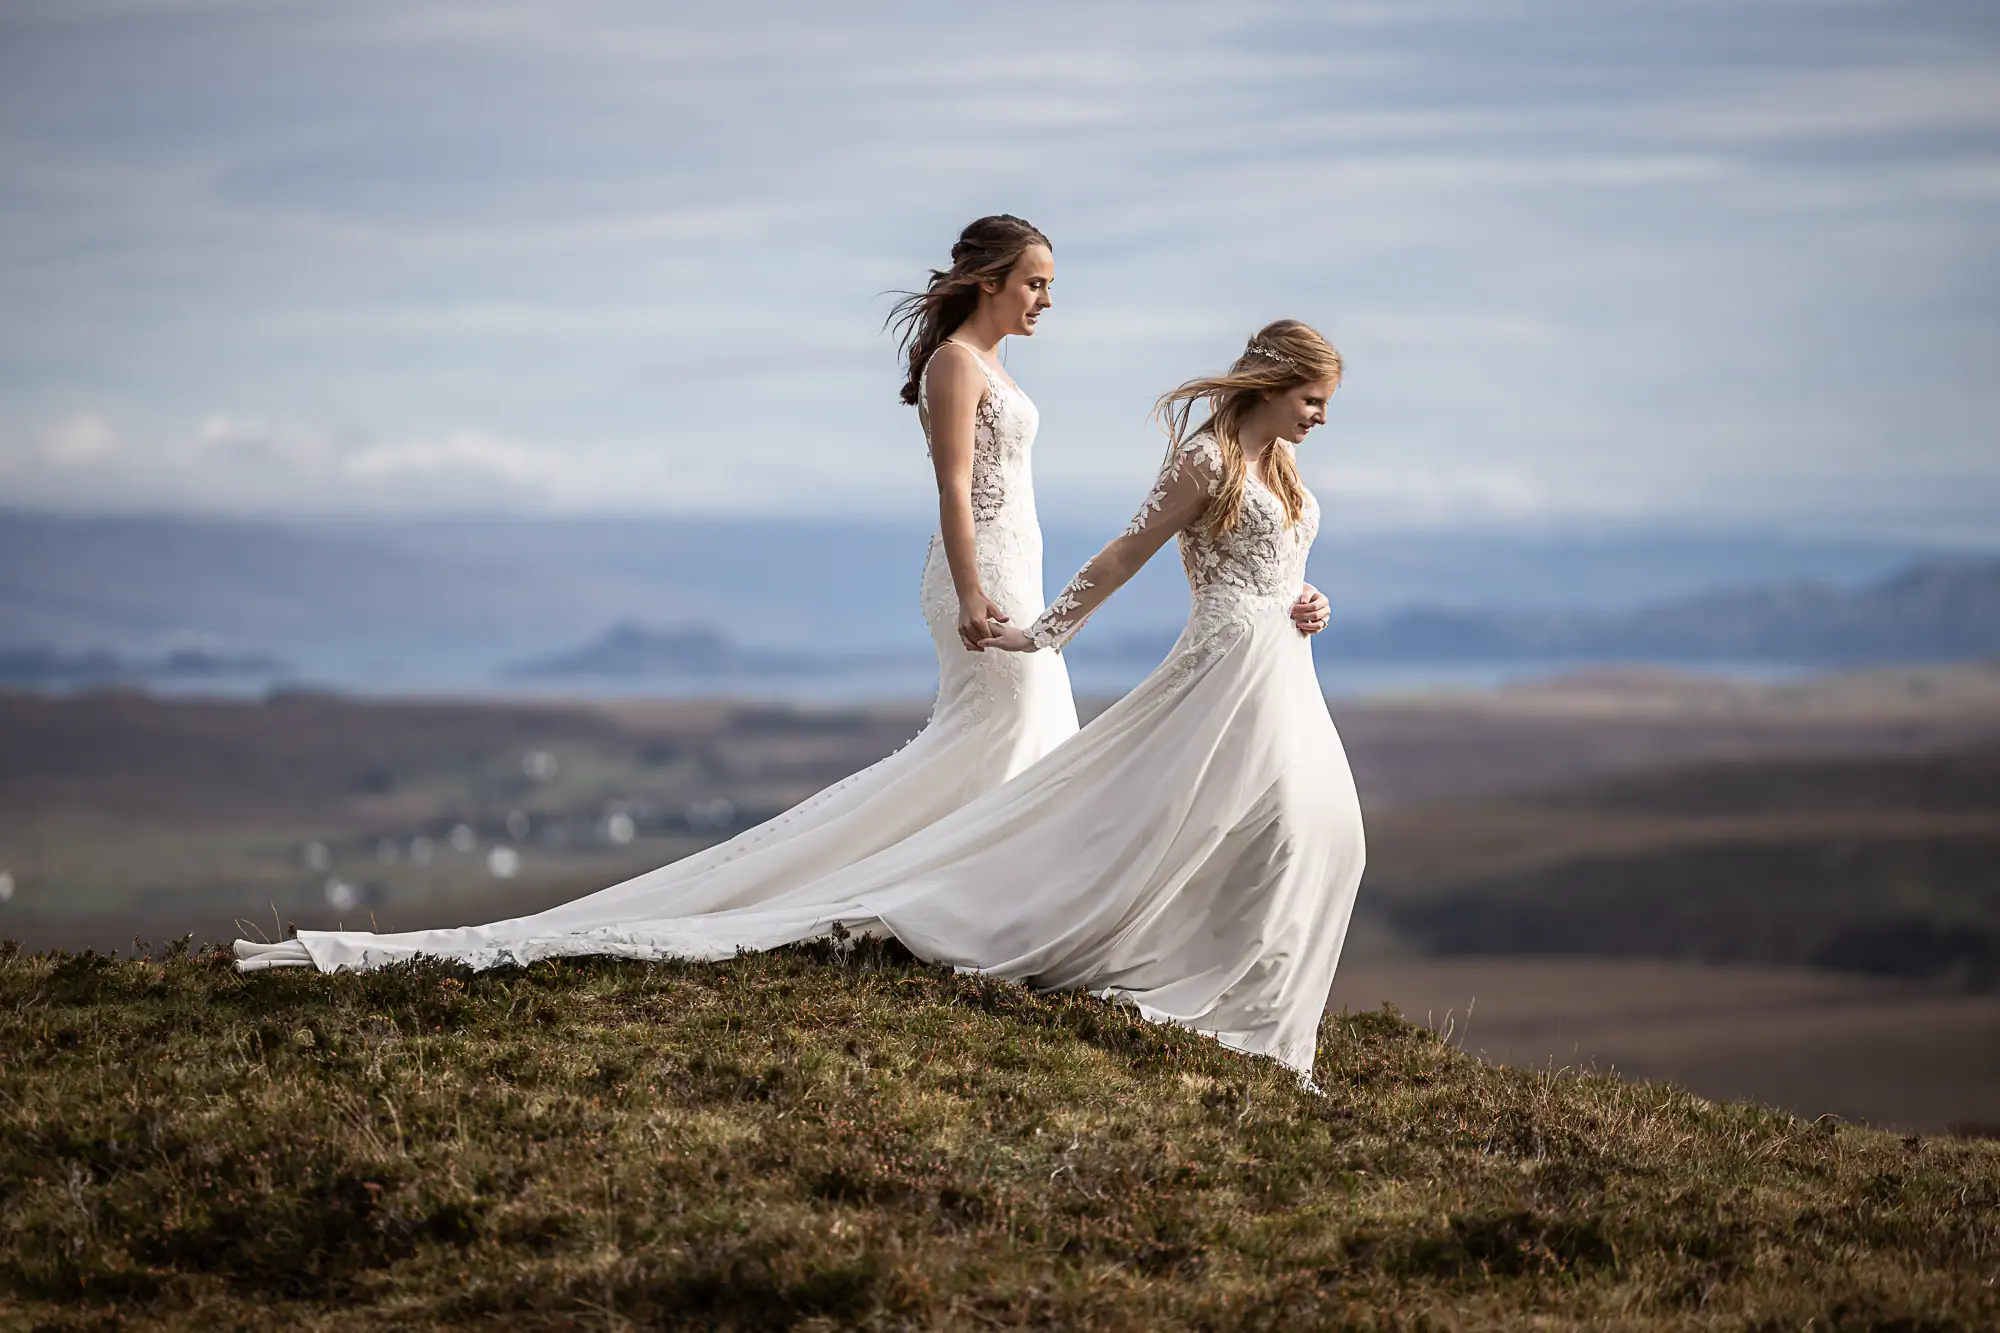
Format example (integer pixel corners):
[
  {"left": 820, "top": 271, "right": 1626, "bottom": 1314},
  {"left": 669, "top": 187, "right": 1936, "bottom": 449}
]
[{"left": 0, "top": 0, "right": 1996, "bottom": 539}]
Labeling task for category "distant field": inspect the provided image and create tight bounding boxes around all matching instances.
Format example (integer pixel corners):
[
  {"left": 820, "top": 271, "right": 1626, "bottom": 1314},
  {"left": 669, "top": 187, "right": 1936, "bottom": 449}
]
[
  {"left": 1330, "top": 958, "right": 2000, "bottom": 1134},
  {"left": 1337, "top": 659, "right": 2000, "bottom": 806},
  {"left": 8, "top": 663, "right": 1998, "bottom": 944},
  {"left": 0, "top": 690, "right": 931, "bottom": 943},
  {"left": 1365, "top": 744, "right": 2000, "bottom": 990}
]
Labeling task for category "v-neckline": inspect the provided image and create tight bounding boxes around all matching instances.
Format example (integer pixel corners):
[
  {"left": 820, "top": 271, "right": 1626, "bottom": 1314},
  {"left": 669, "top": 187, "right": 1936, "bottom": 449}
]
[{"left": 1243, "top": 446, "right": 1278, "bottom": 496}]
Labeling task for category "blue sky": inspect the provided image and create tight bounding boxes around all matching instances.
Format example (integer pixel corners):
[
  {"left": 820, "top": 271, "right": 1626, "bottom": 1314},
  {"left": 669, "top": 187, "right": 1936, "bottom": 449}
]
[{"left": 0, "top": 0, "right": 1995, "bottom": 538}]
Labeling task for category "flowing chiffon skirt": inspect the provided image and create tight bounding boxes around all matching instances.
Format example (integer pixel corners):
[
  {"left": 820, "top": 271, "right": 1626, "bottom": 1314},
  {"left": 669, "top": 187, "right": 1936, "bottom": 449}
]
[
  {"left": 234, "top": 533, "right": 1078, "bottom": 973},
  {"left": 251, "top": 590, "right": 1365, "bottom": 1076}
]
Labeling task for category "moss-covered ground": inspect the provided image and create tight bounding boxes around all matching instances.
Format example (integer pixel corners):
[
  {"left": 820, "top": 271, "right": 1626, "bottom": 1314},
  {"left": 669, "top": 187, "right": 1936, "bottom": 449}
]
[{"left": 3, "top": 937, "right": 1996, "bottom": 1330}]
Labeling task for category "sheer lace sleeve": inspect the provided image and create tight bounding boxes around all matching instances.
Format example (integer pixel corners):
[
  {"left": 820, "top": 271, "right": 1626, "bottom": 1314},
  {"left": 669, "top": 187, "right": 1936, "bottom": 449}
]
[{"left": 1025, "top": 436, "right": 1222, "bottom": 650}]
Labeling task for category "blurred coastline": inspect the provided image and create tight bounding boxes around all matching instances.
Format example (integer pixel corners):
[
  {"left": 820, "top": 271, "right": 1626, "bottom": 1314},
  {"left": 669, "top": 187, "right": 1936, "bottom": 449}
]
[{"left": 7, "top": 508, "right": 1995, "bottom": 703}]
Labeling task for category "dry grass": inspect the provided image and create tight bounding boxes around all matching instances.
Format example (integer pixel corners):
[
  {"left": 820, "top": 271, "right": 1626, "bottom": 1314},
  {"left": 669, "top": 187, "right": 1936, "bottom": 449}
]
[{"left": 3, "top": 938, "right": 1998, "bottom": 1331}]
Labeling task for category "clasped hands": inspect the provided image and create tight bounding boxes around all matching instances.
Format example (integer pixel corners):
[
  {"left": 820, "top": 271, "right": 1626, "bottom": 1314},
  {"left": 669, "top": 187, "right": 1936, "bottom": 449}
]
[{"left": 968, "top": 585, "right": 1332, "bottom": 654}]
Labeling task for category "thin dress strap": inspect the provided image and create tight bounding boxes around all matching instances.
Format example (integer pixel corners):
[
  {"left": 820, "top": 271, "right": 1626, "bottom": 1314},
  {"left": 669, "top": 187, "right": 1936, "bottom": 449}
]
[
  {"left": 949, "top": 340, "right": 1021, "bottom": 395},
  {"left": 918, "top": 338, "right": 998, "bottom": 418}
]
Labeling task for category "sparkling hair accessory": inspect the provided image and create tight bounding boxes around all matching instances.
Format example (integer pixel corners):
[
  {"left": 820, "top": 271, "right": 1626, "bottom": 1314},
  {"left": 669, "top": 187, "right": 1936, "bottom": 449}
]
[{"left": 1244, "top": 340, "right": 1299, "bottom": 370}]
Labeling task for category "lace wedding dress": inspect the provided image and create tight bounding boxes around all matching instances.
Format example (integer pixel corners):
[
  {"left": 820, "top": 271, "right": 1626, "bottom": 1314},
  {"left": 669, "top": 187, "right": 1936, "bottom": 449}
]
[
  {"left": 245, "top": 428, "right": 1366, "bottom": 1077},
  {"left": 234, "top": 343, "right": 1077, "bottom": 971}
]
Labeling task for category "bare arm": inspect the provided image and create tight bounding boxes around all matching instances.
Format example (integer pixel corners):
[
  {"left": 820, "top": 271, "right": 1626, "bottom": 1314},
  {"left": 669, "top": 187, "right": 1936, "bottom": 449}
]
[{"left": 922, "top": 343, "right": 1009, "bottom": 650}]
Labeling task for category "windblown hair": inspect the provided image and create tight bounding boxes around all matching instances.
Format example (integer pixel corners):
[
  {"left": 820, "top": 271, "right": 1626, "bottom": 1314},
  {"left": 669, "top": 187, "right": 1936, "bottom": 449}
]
[
  {"left": 887, "top": 215, "right": 1051, "bottom": 407},
  {"left": 1154, "top": 319, "right": 1343, "bottom": 538}
]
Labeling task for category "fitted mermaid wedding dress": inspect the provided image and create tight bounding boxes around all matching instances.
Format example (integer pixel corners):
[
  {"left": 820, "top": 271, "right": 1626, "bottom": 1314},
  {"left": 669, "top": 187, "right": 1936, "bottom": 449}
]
[
  {"left": 234, "top": 346, "right": 1077, "bottom": 971},
  {"left": 242, "top": 428, "right": 1366, "bottom": 1078}
]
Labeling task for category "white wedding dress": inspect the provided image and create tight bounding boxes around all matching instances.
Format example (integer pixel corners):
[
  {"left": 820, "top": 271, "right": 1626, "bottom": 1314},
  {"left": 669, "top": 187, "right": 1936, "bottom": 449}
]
[
  {"left": 234, "top": 344, "right": 1077, "bottom": 970},
  {"left": 242, "top": 428, "right": 1367, "bottom": 1078}
]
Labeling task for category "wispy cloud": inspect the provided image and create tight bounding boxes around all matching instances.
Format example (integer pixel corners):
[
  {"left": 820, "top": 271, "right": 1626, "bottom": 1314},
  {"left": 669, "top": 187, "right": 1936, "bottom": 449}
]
[{"left": 0, "top": 0, "right": 1994, "bottom": 537}]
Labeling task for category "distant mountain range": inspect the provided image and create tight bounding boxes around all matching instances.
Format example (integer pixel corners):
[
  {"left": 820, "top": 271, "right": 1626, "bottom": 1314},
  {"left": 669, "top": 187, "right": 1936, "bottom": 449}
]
[
  {"left": 2, "top": 509, "right": 1993, "bottom": 692},
  {"left": 486, "top": 558, "right": 2000, "bottom": 682},
  {"left": 0, "top": 643, "right": 293, "bottom": 685},
  {"left": 1315, "top": 558, "right": 2000, "bottom": 665}
]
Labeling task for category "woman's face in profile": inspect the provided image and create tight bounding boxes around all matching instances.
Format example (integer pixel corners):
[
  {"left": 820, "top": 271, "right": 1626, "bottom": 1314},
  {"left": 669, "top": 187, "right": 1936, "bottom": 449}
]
[
  {"left": 1269, "top": 378, "right": 1335, "bottom": 445},
  {"left": 984, "top": 244, "right": 1053, "bottom": 337}
]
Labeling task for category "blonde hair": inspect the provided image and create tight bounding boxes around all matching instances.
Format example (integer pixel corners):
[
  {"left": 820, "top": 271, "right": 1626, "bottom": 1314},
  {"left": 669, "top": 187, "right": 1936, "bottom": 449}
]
[{"left": 1153, "top": 319, "right": 1342, "bottom": 538}]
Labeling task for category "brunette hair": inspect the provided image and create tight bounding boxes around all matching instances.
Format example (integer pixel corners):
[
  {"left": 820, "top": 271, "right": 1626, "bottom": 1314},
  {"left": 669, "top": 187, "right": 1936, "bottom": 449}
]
[
  {"left": 887, "top": 215, "right": 1051, "bottom": 406},
  {"left": 1154, "top": 319, "right": 1343, "bottom": 538}
]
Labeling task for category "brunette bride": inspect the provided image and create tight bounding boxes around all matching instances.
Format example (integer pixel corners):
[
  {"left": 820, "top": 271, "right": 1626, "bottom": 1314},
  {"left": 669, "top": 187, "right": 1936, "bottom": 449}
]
[{"left": 241, "top": 318, "right": 1364, "bottom": 1082}]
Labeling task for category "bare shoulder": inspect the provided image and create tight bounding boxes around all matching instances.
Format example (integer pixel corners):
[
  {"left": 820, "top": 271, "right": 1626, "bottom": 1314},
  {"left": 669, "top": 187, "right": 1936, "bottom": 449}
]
[{"left": 922, "top": 344, "right": 990, "bottom": 468}]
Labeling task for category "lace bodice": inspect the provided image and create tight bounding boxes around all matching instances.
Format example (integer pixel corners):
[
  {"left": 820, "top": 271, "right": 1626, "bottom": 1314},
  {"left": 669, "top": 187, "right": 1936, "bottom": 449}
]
[
  {"left": 1026, "top": 435, "right": 1318, "bottom": 651},
  {"left": 919, "top": 342, "right": 1039, "bottom": 526},
  {"left": 915, "top": 341, "right": 1051, "bottom": 724}
]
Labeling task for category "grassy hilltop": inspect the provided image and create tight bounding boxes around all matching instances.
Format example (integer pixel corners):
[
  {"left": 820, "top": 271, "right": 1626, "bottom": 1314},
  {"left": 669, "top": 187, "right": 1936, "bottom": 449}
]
[{"left": 3, "top": 940, "right": 1997, "bottom": 1332}]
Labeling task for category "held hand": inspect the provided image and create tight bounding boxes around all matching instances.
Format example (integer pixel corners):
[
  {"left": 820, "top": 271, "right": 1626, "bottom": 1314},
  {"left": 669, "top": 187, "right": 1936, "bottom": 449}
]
[
  {"left": 1291, "top": 584, "right": 1330, "bottom": 636},
  {"left": 958, "top": 592, "right": 1010, "bottom": 652},
  {"left": 978, "top": 625, "right": 1038, "bottom": 654}
]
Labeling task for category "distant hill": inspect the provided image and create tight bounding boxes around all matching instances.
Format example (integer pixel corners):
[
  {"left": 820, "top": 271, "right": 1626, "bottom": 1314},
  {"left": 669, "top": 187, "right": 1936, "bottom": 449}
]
[
  {"left": 1321, "top": 557, "right": 2000, "bottom": 665},
  {"left": 504, "top": 622, "right": 839, "bottom": 680}
]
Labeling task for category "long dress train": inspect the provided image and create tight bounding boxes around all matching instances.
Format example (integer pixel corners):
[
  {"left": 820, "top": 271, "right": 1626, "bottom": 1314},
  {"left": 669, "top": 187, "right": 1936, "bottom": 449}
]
[
  {"left": 246, "top": 431, "right": 1367, "bottom": 1078},
  {"left": 233, "top": 345, "right": 1077, "bottom": 970}
]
